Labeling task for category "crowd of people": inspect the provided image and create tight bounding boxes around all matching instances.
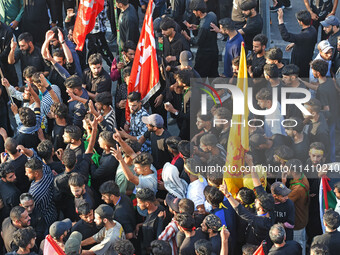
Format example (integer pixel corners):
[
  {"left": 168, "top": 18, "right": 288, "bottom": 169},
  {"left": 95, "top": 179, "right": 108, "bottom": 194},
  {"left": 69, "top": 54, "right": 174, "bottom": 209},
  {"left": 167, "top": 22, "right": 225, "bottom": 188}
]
[{"left": 1, "top": 0, "right": 340, "bottom": 254}]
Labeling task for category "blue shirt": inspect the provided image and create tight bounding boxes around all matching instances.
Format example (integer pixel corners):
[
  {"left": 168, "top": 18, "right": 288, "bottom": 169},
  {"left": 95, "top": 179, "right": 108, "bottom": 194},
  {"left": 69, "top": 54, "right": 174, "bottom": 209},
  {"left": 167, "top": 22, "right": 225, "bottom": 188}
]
[{"left": 224, "top": 32, "right": 244, "bottom": 77}]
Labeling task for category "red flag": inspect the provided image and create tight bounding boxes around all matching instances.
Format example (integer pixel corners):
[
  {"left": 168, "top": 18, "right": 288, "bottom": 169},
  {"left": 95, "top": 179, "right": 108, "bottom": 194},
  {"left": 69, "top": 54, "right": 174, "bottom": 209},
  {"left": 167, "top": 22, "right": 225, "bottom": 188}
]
[
  {"left": 253, "top": 241, "right": 266, "bottom": 255},
  {"left": 43, "top": 235, "right": 65, "bottom": 255},
  {"left": 126, "top": 0, "right": 160, "bottom": 122},
  {"left": 73, "top": 0, "right": 104, "bottom": 51}
]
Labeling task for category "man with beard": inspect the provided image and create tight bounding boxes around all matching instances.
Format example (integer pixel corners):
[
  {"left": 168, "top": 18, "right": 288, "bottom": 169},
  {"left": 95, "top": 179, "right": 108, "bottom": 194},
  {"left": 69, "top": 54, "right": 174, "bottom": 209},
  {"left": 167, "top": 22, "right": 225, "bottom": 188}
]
[
  {"left": 82, "top": 53, "right": 112, "bottom": 101},
  {"left": 249, "top": 34, "right": 267, "bottom": 75},
  {"left": 19, "top": 193, "right": 47, "bottom": 246},
  {"left": 309, "top": 41, "right": 333, "bottom": 84},
  {"left": 8, "top": 32, "right": 49, "bottom": 78},
  {"left": 119, "top": 91, "right": 151, "bottom": 153},
  {"left": 1, "top": 206, "right": 31, "bottom": 253},
  {"left": 68, "top": 173, "right": 96, "bottom": 210},
  {"left": 238, "top": 0, "right": 263, "bottom": 53},
  {"left": 99, "top": 180, "right": 136, "bottom": 240},
  {"left": 71, "top": 202, "right": 99, "bottom": 250},
  {"left": 321, "top": 16, "right": 340, "bottom": 49},
  {"left": 0, "top": 162, "right": 20, "bottom": 223},
  {"left": 94, "top": 92, "right": 116, "bottom": 131},
  {"left": 201, "top": 214, "right": 222, "bottom": 255},
  {"left": 81, "top": 204, "right": 125, "bottom": 254}
]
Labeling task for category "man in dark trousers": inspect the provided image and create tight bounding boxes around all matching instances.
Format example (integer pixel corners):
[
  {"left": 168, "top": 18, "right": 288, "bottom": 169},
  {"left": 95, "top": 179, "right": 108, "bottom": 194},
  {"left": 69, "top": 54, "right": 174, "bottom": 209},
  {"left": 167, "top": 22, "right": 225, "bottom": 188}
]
[{"left": 278, "top": 9, "right": 317, "bottom": 77}]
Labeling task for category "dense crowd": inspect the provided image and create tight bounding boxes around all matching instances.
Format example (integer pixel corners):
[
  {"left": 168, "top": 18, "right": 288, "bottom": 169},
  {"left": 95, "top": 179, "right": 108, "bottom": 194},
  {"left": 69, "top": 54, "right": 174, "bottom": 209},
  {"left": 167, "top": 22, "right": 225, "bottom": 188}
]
[{"left": 1, "top": 0, "right": 340, "bottom": 254}]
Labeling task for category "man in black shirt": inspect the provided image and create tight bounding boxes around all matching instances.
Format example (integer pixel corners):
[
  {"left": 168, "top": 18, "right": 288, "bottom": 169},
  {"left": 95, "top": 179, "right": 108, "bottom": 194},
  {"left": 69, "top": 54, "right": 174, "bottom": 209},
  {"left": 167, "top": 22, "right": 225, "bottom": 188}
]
[
  {"left": 175, "top": 213, "right": 208, "bottom": 255},
  {"left": 0, "top": 162, "right": 20, "bottom": 223},
  {"left": 19, "top": 193, "right": 47, "bottom": 246},
  {"left": 37, "top": 140, "right": 64, "bottom": 174},
  {"left": 136, "top": 188, "right": 165, "bottom": 255},
  {"left": 321, "top": 15, "right": 340, "bottom": 49},
  {"left": 249, "top": 34, "right": 267, "bottom": 77},
  {"left": 4, "top": 137, "right": 30, "bottom": 193},
  {"left": 268, "top": 224, "right": 302, "bottom": 255},
  {"left": 1, "top": 206, "right": 31, "bottom": 253},
  {"left": 278, "top": 9, "right": 317, "bottom": 77},
  {"left": 82, "top": 53, "right": 111, "bottom": 100},
  {"left": 71, "top": 202, "right": 99, "bottom": 250},
  {"left": 181, "top": 0, "right": 219, "bottom": 78},
  {"left": 69, "top": 173, "right": 96, "bottom": 210},
  {"left": 63, "top": 125, "right": 85, "bottom": 163},
  {"left": 238, "top": 0, "right": 263, "bottom": 53},
  {"left": 312, "top": 210, "right": 340, "bottom": 255},
  {"left": 49, "top": 103, "right": 68, "bottom": 151},
  {"left": 201, "top": 214, "right": 222, "bottom": 255},
  {"left": 99, "top": 180, "right": 136, "bottom": 240},
  {"left": 284, "top": 118, "right": 310, "bottom": 164},
  {"left": 8, "top": 32, "right": 49, "bottom": 77},
  {"left": 140, "top": 114, "right": 172, "bottom": 171}
]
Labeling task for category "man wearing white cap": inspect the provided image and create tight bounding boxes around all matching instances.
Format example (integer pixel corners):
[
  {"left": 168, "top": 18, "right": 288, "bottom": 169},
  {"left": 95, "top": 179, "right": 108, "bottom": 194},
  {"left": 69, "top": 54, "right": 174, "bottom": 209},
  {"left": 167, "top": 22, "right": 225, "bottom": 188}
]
[
  {"left": 321, "top": 15, "right": 340, "bottom": 48},
  {"left": 309, "top": 40, "right": 333, "bottom": 84}
]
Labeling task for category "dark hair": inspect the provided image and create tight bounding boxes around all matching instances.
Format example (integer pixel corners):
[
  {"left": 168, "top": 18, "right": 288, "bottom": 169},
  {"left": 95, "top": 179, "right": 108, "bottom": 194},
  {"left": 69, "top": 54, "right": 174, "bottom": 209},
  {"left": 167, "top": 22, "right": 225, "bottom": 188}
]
[
  {"left": 310, "top": 244, "right": 329, "bottom": 255},
  {"left": 116, "top": 0, "right": 129, "bottom": 5},
  {"left": 99, "top": 180, "right": 120, "bottom": 196},
  {"left": 204, "top": 186, "right": 224, "bottom": 208},
  {"left": 53, "top": 50, "right": 65, "bottom": 59},
  {"left": 296, "top": 10, "right": 311, "bottom": 25},
  {"left": 213, "top": 107, "right": 231, "bottom": 120},
  {"left": 160, "top": 17, "right": 176, "bottom": 30},
  {"left": 197, "top": 111, "right": 213, "bottom": 122},
  {"left": 37, "top": 140, "right": 53, "bottom": 160},
  {"left": 200, "top": 133, "right": 218, "bottom": 147},
  {"left": 179, "top": 198, "right": 195, "bottom": 215},
  {"left": 176, "top": 69, "right": 193, "bottom": 87},
  {"left": 68, "top": 172, "right": 86, "bottom": 187},
  {"left": 88, "top": 53, "right": 102, "bottom": 66},
  {"left": 184, "top": 157, "right": 202, "bottom": 175},
  {"left": 127, "top": 91, "right": 141, "bottom": 102},
  {"left": 99, "top": 131, "right": 116, "bottom": 147},
  {"left": 175, "top": 213, "right": 195, "bottom": 229},
  {"left": 19, "top": 107, "right": 36, "bottom": 127},
  {"left": 240, "top": 0, "right": 257, "bottom": 10},
  {"left": 150, "top": 240, "right": 172, "bottom": 255},
  {"left": 274, "top": 145, "right": 293, "bottom": 161},
  {"left": 242, "top": 244, "right": 258, "bottom": 255},
  {"left": 122, "top": 66, "right": 132, "bottom": 80},
  {"left": 264, "top": 64, "right": 279, "bottom": 78},
  {"left": 65, "top": 75, "right": 82, "bottom": 89},
  {"left": 125, "top": 139, "right": 142, "bottom": 153},
  {"left": 133, "top": 152, "right": 153, "bottom": 166},
  {"left": 65, "top": 125, "right": 82, "bottom": 141},
  {"left": 10, "top": 206, "right": 26, "bottom": 221},
  {"left": 18, "top": 32, "right": 33, "bottom": 43},
  {"left": 50, "top": 103, "right": 68, "bottom": 119},
  {"left": 238, "top": 187, "right": 256, "bottom": 205},
  {"left": 20, "top": 193, "right": 34, "bottom": 204},
  {"left": 114, "top": 239, "right": 135, "bottom": 255},
  {"left": 166, "top": 136, "right": 181, "bottom": 153},
  {"left": 284, "top": 117, "right": 304, "bottom": 133},
  {"left": 62, "top": 149, "right": 77, "bottom": 169},
  {"left": 310, "top": 142, "right": 325, "bottom": 152},
  {"left": 323, "top": 209, "right": 340, "bottom": 230},
  {"left": 189, "top": 0, "right": 207, "bottom": 12},
  {"left": 265, "top": 47, "right": 283, "bottom": 62},
  {"left": 95, "top": 92, "right": 112, "bottom": 106},
  {"left": 136, "top": 188, "right": 156, "bottom": 202},
  {"left": 178, "top": 140, "right": 194, "bottom": 159},
  {"left": 269, "top": 224, "right": 286, "bottom": 244},
  {"left": 77, "top": 202, "right": 92, "bottom": 215},
  {"left": 256, "top": 87, "right": 272, "bottom": 101},
  {"left": 0, "top": 162, "right": 15, "bottom": 178},
  {"left": 253, "top": 34, "right": 268, "bottom": 46},
  {"left": 50, "top": 26, "right": 65, "bottom": 40},
  {"left": 206, "top": 156, "right": 224, "bottom": 186},
  {"left": 31, "top": 72, "right": 43, "bottom": 85},
  {"left": 311, "top": 59, "right": 328, "bottom": 77},
  {"left": 194, "top": 239, "right": 212, "bottom": 255},
  {"left": 123, "top": 40, "right": 136, "bottom": 53},
  {"left": 5, "top": 137, "right": 18, "bottom": 155},
  {"left": 23, "top": 66, "right": 37, "bottom": 78},
  {"left": 25, "top": 158, "right": 43, "bottom": 171},
  {"left": 13, "top": 227, "right": 36, "bottom": 248},
  {"left": 282, "top": 64, "right": 299, "bottom": 76},
  {"left": 286, "top": 159, "right": 303, "bottom": 175},
  {"left": 257, "top": 193, "right": 275, "bottom": 213},
  {"left": 305, "top": 98, "right": 322, "bottom": 113},
  {"left": 219, "top": 18, "right": 235, "bottom": 30}
]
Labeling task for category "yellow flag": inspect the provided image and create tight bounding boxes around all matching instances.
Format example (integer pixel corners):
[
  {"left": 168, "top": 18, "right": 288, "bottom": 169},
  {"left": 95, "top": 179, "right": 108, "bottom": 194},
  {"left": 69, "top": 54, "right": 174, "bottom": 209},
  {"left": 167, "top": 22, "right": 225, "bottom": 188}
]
[{"left": 223, "top": 42, "right": 249, "bottom": 196}]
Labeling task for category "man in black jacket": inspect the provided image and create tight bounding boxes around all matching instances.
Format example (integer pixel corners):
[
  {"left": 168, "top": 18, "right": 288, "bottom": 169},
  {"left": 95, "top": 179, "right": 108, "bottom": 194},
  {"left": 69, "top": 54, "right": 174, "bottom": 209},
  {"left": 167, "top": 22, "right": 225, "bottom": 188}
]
[
  {"left": 312, "top": 209, "right": 340, "bottom": 255},
  {"left": 268, "top": 224, "right": 302, "bottom": 255},
  {"left": 278, "top": 9, "right": 317, "bottom": 77}
]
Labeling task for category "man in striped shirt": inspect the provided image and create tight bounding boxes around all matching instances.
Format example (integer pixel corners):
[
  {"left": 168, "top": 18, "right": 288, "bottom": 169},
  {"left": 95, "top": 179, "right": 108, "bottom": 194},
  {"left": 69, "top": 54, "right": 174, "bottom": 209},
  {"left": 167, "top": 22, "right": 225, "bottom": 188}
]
[
  {"left": 95, "top": 91, "right": 116, "bottom": 131},
  {"left": 24, "top": 155, "right": 57, "bottom": 227}
]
